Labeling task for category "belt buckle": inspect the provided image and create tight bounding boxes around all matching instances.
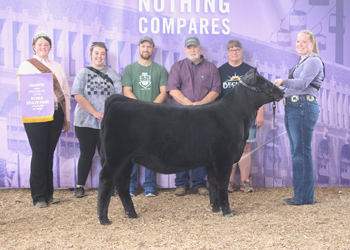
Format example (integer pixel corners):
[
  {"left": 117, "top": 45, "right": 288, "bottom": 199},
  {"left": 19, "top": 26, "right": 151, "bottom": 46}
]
[
  {"left": 291, "top": 95, "right": 299, "bottom": 103},
  {"left": 54, "top": 102, "right": 58, "bottom": 110},
  {"left": 306, "top": 95, "right": 315, "bottom": 102},
  {"left": 283, "top": 98, "right": 286, "bottom": 106}
]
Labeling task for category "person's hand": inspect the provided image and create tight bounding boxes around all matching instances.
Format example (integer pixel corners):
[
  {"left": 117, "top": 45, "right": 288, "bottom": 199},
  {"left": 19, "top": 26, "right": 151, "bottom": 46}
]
[
  {"left": 182, "top": 97, "right": 193, "bottom": 106},
  {"left": 93, "top": 111, "right": 104, "bottom": 120},
  {"left": 274, "top": 79, "right": 283, "bottom": 87},
  {"left": 192, "top": 101, "right": 203, "bottom": 106},
  {"left": 62, "top": 121, "right": 70, "bottom": 133},
  {"left": 255, "top": 117, "right": 264, "bottom": 129}
]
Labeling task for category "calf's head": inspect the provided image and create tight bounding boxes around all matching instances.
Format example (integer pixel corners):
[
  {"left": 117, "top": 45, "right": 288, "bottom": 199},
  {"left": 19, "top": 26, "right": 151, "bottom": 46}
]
[{"left": 240, "top": 68, "right": 284, "bottom": 105}]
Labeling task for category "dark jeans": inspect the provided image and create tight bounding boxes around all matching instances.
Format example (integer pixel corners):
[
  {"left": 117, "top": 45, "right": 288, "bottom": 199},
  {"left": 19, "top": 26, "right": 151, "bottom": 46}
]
[
  {"left": 285, "top": 98, "right": 319, "bottom": 205},
  {"left": 24, "top": 108, "right": 64, "bottom": 205},
  {"left": 75, "top": 126, "right": 101, "bottom": 186},
  {"left": 130, "top": 163, "right": 157, "bottom": 190},
  {"left": 175, "top": 166, "right": 207, "bottom": 190}
]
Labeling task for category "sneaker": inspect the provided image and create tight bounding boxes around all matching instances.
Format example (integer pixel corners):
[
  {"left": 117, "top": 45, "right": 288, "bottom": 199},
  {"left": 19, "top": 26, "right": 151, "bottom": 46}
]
[
  {"left": 145, "top": 188, "right": 156, "bottom": 197},
  {"left": 197, "top": 187, "right": 209, "bottom": 196},
  {"left": 74, "top": 187, "right": 85, "bottom": 198},
  {"left": 282, "top": 198, "right": 300, "bottom": 205},
  {"left": 228, "top": 180, "right": 235, "bottom": 193},
  {"left": 174, "top": 187, "right": 187, "bottom": 196},
  {"left": 240, "top": 179, "right": 254, "bottom": 193},
  {"left": 130, "top": 188, "right": 135, "bottom": 197}
]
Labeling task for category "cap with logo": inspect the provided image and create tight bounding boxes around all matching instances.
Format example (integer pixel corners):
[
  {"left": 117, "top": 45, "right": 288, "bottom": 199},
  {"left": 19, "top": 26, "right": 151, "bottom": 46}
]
[
  {"left": 138, "top": 36, "right": 155, "bottom": 47},
  {"left": 184, "top": 37, "right": 201, "bottom": 48}
]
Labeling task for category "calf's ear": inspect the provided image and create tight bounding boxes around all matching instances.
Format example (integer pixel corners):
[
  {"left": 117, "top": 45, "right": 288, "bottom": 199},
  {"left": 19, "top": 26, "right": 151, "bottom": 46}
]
[
  {"left": 254, "top": 67, "right": 258, "bottom": 82},
  {"left": 245, "top": 68, "right": 254, "bottom": 76}
]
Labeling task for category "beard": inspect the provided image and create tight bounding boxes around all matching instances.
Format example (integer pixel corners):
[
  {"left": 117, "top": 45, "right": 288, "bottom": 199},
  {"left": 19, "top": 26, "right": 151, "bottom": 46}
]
[
  {"left": 140, "top": 52, "right": 152, "bottom": 60},
  {"left": 187, "top": 52, "right": 199, "bottom": 62}
]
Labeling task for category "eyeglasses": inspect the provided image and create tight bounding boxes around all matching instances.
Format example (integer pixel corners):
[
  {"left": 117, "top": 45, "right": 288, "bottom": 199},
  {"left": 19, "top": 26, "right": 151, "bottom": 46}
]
[{"left": 227, "top": 49, "right": 242, "bottom": 53}]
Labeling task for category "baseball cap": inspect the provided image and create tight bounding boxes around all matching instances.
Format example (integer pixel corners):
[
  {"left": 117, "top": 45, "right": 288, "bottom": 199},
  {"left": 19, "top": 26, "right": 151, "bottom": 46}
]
[
  {"left": 138, "top": 36, "right": 155, "bottom": 47},
  {"left": 184, "top": 37, "right": 201, "bottom": 48}
]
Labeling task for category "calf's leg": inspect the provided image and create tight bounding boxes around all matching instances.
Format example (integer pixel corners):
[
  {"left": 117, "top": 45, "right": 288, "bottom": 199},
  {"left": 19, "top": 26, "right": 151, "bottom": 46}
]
[
  {"left": 115, "top": 162, "right": 138, "bottom": 218},
  {"left": 97, "top": 166, "right": 114, "bottom": 225},
  {"left": 206, "top": 166, "right": 220, "bottom": 213},
  {"left": 216, "top": 165, "right": 234, "bottom": 217}
]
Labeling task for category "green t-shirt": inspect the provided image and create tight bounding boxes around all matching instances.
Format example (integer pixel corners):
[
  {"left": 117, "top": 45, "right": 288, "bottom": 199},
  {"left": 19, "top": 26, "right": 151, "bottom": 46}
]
[{"left": 122, "top": 61, "right": 168, "bottom": 102}]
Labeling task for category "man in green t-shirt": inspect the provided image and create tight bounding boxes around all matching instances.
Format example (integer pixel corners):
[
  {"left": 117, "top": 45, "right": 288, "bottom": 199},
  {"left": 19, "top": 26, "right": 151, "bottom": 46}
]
[{"left": 123, "top": 36, "right": 168, "bottom": 197}]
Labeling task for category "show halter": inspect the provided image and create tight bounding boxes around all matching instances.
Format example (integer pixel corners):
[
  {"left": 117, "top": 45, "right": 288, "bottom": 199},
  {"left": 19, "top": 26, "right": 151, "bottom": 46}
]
[{"left": 238, "top": 79, "right": 276, "bottom": 101}]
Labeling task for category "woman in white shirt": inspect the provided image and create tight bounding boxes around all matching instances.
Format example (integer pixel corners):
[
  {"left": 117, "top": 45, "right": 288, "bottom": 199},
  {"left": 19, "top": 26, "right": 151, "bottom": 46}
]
[{"left": 17, "top": 32, "right": 71, "bottom": 208}]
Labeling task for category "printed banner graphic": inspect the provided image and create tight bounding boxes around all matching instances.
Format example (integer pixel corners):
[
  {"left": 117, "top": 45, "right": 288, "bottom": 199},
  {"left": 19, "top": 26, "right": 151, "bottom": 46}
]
[
  {"left": 0, "top": 0, "right": 349, "bottom": 189},
  {"left": 19, "top": 73, "right": 54, "bottom": 123}
]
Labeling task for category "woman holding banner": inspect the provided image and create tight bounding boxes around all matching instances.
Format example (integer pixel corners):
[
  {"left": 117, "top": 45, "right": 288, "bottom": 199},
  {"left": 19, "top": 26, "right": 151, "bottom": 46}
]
[
  {"left": 17, "top": 32, "right": 71, "bottom": 208},
  {"left": 71, "top": 42, "right": 122, "bottom": 198},
  {"left": 274, "top": 30, "right": 325, "bottom": 205}
]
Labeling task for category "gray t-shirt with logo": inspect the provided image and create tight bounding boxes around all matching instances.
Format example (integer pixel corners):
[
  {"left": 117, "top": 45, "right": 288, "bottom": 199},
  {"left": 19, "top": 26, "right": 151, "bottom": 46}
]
[{"left": 71, "top": 66, "right": 122, "bottom": 129}]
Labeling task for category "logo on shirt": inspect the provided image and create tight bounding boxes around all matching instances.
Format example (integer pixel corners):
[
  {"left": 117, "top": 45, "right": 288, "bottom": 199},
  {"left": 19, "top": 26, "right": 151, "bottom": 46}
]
[
  {"left": 87, "top": 73, "right": 111, "bottom": 96},
  {"left": 139, "top": 72, "right": 151, "bottom": 90},
  {"left": 223, "top": 73, "right": 242, "bottom": 89}
]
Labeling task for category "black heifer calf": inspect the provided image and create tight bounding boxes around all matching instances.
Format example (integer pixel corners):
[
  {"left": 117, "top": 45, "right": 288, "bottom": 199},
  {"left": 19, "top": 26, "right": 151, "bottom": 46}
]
[{"left": 98, "top": 68, "right": 284, "bottom": 225}]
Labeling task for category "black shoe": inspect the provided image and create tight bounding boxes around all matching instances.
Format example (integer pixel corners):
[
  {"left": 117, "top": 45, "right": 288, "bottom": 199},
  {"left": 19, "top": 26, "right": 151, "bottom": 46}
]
[
  {"left": 48, "top": 198, "right": 60, "bottom": 204},
  {"left": 75, "top": 187, "right": 85, "bottom": 198},
  {"left": 282, "top": 198, "right": 300, "bottom": 205},
  {"left": 34, "top": 201, "right": 47, "bottom": 208}
]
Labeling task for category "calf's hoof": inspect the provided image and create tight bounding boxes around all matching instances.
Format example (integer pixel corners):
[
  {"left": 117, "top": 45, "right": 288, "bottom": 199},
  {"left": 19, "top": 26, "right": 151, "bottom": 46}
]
[
  {"left": 99, "top": 218, "right": 111, "bottom": 225},
  {"left": 125, "top": 211, "right": 138, "bottom": 218},
  {"left": 212, "top": 206, "right": 221, "bottom": 213},
  {"left": 127, "top": 213, "right": 138, "bottom": 219}
]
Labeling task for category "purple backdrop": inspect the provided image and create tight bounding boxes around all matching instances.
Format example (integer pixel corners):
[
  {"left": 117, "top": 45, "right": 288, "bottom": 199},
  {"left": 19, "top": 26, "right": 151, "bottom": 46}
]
[{"left": 0, "top": 0, "right": 349, "bottom": 189}]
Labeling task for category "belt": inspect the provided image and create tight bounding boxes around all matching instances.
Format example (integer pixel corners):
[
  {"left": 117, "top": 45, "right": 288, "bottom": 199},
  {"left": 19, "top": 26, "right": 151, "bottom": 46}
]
[
  {"left": 54, "top": 102, "right": 61, "bottom": 110},
  {"left": 283, "top": 94, "right": 316, "bottom": 105}
]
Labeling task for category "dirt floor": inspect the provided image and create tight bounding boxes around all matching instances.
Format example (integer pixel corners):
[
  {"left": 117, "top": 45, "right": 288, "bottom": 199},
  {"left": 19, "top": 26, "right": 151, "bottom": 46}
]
[{"left": 0, "top": 187, "right": 349, "bottom": 250}]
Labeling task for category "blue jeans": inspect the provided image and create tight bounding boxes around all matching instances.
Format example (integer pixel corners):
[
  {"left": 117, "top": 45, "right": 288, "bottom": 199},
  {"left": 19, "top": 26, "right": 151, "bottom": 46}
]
[
  {"left": 130, "top": 163, "right": 157, "bottom": 190},
  {"left": 175, "top": 166, "right": 207, "bottom": 190},
  {"left": 285, "top": 97, "right": 319, "bottom": 205}
]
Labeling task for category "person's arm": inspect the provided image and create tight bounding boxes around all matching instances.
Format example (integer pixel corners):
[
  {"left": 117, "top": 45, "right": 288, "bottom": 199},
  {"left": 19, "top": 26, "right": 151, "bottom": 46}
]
[
  {"left": 112, "top": 71, "right": 123, "bottom": 95},
  {"left": 123, "top": 86, "right": 138, "bottom": 100},
  {"left": 169, "top": 89, "right": 194, "bottom": 106},
  {"left": 74, "top": 94, "right": 103, "bottom": 120},
  {"left": 167, "top": 62, "right": 194, "bottom": 105},
  {"left": 153, "top": 85, "right": 168, "bottom": 103},
  {"left": 255, "top": 105, "right": 264, "bottom": 129},
  {"left": 153, "top": 67, "right": 169, "bottom": 103},
  {"left": 276, "top": 58, "right": 323, "bottom": 89},
  {"left": 122, "top": 65, "right": 138, "bottom": 99},
  {"left": 193, "top": 91, "right": 219, "bottom": 105}
]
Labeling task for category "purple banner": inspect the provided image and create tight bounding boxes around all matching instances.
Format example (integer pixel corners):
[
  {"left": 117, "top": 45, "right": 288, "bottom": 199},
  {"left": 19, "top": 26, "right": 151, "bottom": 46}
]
[{"left": 19, "top": 73, "right": 54, "bottom": 123}]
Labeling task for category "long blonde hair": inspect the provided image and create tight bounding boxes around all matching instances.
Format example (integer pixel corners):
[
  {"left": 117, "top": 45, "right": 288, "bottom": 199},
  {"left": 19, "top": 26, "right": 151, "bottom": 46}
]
[{"left": 299, "top": 30, "right": 319, "bottom": 55}]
